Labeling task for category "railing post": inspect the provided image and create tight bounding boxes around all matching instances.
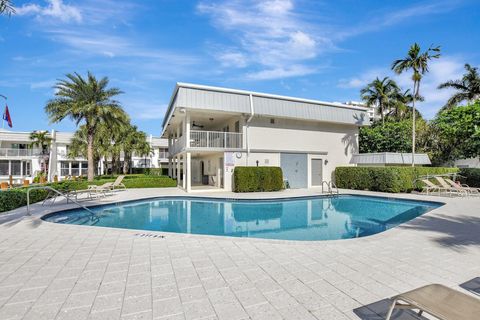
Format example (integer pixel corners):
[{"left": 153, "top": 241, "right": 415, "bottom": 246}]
[
  {"left": 206, "top": 132, "right": 209, "bottom": 148},
  {"left": 224, "top": 132, "right": 227, "bottom": 148}
]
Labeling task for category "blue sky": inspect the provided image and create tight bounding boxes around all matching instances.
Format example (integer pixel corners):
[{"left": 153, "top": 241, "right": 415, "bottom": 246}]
[{"left": 1, "top": 0, "right": 479, "bottom": 136}]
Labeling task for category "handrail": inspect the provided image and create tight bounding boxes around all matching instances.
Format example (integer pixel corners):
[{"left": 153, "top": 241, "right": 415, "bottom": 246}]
[
  {"left": 321, "top": 181, "right": 330, "bottom": 194},
  {"left": 330, "top": 181, "right": 339, "bottom": 196},
  {"left": 26, "top": 186, "right": 95, "bottom": 216}
]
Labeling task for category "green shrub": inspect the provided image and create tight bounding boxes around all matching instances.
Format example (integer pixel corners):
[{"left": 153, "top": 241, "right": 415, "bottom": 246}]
[
  {"left": 0, "top": 189, "right": 49, "bottom": 213},
  {"left": 234, "top": 167, "right": 283, "bottom": 192},
  {"left": 334, "top": 166, "right": 459, "bottom": 193},
  {"left": 131, "top": 168, "right": 169, "bottom": 176},
  {"left": 459, "top": 168, "right": 480, "bottom": 187}
]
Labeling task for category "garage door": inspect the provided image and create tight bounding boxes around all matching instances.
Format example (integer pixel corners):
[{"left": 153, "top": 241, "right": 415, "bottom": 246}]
[{"left": 280, "top": 153, "right": 307, "bottom": 188}]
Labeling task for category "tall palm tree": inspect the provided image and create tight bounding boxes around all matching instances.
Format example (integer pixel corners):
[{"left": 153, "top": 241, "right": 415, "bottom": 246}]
[
  {"left": 45, "top": 72, "right": 129, "bottom": 181},
  {"left": 0, "top": 0, "right": 15, "bottom": 16},
  {"left": 29, "top": 130, "right": 52, "bottom": 176},
  {"left": 118, "top": 125, "right": 150, "bottom": 174},
  {"left": 438, "top": 63, "right": 480, "bottom": 110},
  {"left": 360, "top": 77, "right": 399, "bottom": 124},
  {"left": 391, "top": 43, "right": 440, "bottom": 166}
]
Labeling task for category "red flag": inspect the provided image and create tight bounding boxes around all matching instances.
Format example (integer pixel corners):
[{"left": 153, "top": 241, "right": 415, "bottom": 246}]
[{"left": 3, "top": 105, "right": 12, "bottom": 128}]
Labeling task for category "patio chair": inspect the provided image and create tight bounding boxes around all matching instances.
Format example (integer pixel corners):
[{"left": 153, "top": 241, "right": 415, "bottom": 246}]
[
  {"left": 434, "top": 176, "right": 468, "bottom": 197},
  {"left": 112, "top": 175, "right": 126, "bottom": 190},
  {"left": 444, "top": 178, "right": 480, "bottom": 196},
  {"left": 88, "top": 183, "right": 114, "bottom": 197},
  {"left": 385, "top": 283, "right": 480, "bottom": 320},
  {"left": 421, "top": 179, "right": 445, "bottom": 195}
]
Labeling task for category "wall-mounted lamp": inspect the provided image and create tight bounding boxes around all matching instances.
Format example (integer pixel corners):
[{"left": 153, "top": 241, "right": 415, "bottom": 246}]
[{"left": 324, "top": 159, "right": 329, "bottom": 165}]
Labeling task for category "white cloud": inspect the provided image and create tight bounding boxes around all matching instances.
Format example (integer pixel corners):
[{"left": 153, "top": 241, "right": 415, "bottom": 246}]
[
  {"left": 16, "top": 0, "right": 82, "bottom": 23},
  {"left": 197, "top": 0, "right": 325, "bottom": 79},
  {"left": 338, "top": 56, "right": 466, "bottom": 118}
]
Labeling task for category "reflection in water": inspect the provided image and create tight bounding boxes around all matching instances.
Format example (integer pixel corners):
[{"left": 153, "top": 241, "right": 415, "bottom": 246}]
[{"left": 44, "top": 196, "right": 440, "bottom": 241}]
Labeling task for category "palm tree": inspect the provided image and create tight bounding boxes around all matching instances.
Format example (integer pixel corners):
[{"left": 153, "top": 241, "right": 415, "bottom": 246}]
[
  {"left": 388, "top": 89, "right": 424, "bottom": 121},
  {"left": 29, "top": 130, "right": 52, "bottom": 176},
  {"left": 45, "top": 72, "right": 129, "bottom": 181},
  {"left": 391, "top": 43, "right": 440, "bottom": 166},
  {"left": 438, "top": 63, "right": 480, "bottom": 110},
  {"left": 360, "top": 77, "right": 399, "bottom": 124},
  {"left": 118, "top": 125, "right": 151, "bottom": 174},
  {"left": 0, "top": 0, "right": 15, "bottom": 16}
]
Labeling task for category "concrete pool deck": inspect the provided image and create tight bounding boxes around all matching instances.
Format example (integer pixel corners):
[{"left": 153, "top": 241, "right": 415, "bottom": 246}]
[{"left": 0, "top": 188, "right": 479, "bottom": 320}]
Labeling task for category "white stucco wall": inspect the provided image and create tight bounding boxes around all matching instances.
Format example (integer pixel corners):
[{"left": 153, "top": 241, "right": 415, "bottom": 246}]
[{"left": 246, "top": 117, "right": 358, "bottom": 184}]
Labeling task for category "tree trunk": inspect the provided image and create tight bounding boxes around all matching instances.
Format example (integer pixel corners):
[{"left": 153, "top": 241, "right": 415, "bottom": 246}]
[
  {"left": 123, "top": 153, "right": 129, "bottom": 174},
  {"left": 87, "top": 130, "right": 95, "bottom": 181},
  {"left": 411, "top": 81, "right": 418, "bottom": 167}
]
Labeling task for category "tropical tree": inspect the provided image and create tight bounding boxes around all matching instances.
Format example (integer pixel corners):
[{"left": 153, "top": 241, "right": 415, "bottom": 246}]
[
  {"left": 387, "top": 89, "right": 424, "bottom": 121},
  {"left": 360, "top": 77, "right": 399, "bottom": 124},
  {"left": 45, "top": 72, "right": 129, "bottom": 181},
  {"left": 117, "top": 125, "right": 150, "bottom": 174},
  {"left": 437, "top": 63, "right": 480, "bottom": 110},
  {"left": 0, "top": 0, "right": 14, "bottom": 16},
  {"left": 391, "top": 43, "right": 440, "bottom": 166},
  {"left": 29, "top": 130, "right": 52, "bottom": 176}
]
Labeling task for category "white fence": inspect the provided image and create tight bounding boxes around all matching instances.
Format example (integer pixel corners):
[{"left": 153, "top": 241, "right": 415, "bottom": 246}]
[{"left": 0, "top": 148, "right": 43, "bottom": 157}]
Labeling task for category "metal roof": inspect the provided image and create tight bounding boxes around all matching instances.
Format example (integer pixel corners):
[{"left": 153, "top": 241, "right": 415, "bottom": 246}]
[
  {"left": 161, "top": 83, "right": 370, "bottom": 135},
  {"left": 351, "top": 153, "right": 432, "bottom": 165}
]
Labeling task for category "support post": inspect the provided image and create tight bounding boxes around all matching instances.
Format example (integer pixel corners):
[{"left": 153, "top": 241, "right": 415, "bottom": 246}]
[{"left": 186, "top": 152, "right": 191, "bottom": 192}]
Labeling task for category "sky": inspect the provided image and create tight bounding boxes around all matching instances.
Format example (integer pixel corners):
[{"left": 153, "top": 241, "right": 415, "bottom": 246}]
[{"left": 0, "top": 0, "right": 479, "bottom": 136}]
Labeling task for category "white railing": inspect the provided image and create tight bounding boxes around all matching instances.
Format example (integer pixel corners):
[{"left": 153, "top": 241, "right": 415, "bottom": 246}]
[
  {"left": 170, "top": 135, "right": 186, "bottom": 155},
  {"left": 0, "top": 148, "right": 44, "bottom": 157},
  {"left": 190, "top": 130, "right": 243, "bottom": 149}
]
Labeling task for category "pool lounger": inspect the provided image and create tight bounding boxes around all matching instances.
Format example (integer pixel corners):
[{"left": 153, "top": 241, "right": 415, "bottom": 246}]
[{"left": 385, "top": 283, "right": 480, "bottom": 320}]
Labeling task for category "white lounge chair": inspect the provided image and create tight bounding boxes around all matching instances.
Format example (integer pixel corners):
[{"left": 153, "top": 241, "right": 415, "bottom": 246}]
[
  {"left": 112, "top": 175, "right": 126, "bottom": 190},
  {"left": 88, "top": 182, "right": 113, "bottom": 197},
  {"left": 421, "top": 179, "right": 446, "bottom": 195},
  {"left": 385, "top": 284, "right": 480, "bottom": 320},
  {"left": 434, "top": 176, "right": 468, "bottom": 197},
  {"left": 444, "top": 178, "right": 480, "bottom": 196}
]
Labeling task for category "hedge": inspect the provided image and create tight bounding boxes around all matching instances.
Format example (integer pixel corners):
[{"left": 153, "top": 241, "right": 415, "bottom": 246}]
[
  {"left": 459, "top": 168, "right": 480, "bottom": 187},
  {"left": 234, "top": 167, "right": 283, "bottom": 192},
  {"left": 0, "top": 175, "right": 177, "bottom": 213},
  {"left": 334, "top": 166, "right": 459, "bottom": 193},
  {"left": 131, "top": 168, "right": 169, "bottom": 176}
]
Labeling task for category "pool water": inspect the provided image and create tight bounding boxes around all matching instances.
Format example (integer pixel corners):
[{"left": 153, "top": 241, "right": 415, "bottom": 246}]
[{"left": 42, "top": 195, "right": 441, "bottom": 241}]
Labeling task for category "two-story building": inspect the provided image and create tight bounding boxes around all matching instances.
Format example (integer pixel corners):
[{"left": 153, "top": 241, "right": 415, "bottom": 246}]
[
  {"left": 161, "top": 83, "right": 369, "bottom": 192},
  {"left": 0, "top": 129, "right": 169, "bottom": 183}
]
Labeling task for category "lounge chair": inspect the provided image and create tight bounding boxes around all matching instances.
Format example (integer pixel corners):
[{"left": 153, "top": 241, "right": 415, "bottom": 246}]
[
  {"left": 434, "top": 176, "right": 468, "bottom": 197},
  {"left": 421, "top": 179, "right": 446, "bottom": 195},
  {"left": 385, "top": 283, "right": 480, "bottom": 320},
  {"left": 444, "top": 178, "right": 480, "bottom": 196},
  {"left": 88, "top": 183, "right": 113, "bottom": 197},
  {"left": 112, "top": 175, "right": 126, "bottom": 190}
]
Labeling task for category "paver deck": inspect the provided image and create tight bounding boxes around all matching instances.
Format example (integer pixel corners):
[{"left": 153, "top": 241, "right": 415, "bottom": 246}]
[{"left": 0, "top": 187, "right": 479, "bottom": 320}]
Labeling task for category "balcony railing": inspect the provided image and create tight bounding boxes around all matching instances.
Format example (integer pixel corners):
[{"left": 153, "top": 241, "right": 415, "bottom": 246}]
[
  {"left": 0, "top": 148, "right": 44, "bottom": 157},
  {"left": 190, "top": 130, "right": 242, "bottom": 149}
]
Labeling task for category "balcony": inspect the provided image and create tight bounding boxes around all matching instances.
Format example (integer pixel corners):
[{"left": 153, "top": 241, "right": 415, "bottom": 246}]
[
  {"left": 0, "top": 148, "right": 44, "bottom": 158},
  {"left": 170, "top": 130, "right": 243, "bottom": 155},
  {"left": 190, "top": 130, "right": 242, "bottom": 149}
]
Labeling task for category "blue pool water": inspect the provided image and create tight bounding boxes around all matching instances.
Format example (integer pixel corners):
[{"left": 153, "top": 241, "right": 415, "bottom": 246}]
[{"left": 42, "top": 195, "right": 441, "bottom": 241}]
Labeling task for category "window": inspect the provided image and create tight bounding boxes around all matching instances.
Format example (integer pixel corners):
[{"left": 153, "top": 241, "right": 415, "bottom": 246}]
[
  {"left": 11, "top": 161, "right": 21, "bottom": 175},
  {"left": 0, "top": 161, "right": 8, "bottom": 175},
  {"left": 71, "top": 162, "right": 80, "bottom": 176},
  {"left": 61, "top": 162, "right": 70, "bottom": 176},
  {"left": 23, "top": 161, "right": 31, "bottom": 176}
]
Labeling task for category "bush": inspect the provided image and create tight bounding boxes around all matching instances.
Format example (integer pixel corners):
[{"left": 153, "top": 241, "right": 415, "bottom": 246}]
[
  {"left": 131, "top": 168, "right": 169, "bottom": 176},
  {"left": 334, "top": 166, "right": 459, "bottom": 193},
  {"left": 234, "top": 167, "right": 283, "bottom": 192},
  {"left": 0, "top": 189, "right": 49, "bottom": 213},
  {"left": 459, "top": 168, "right": 480, "bottom": 187}
]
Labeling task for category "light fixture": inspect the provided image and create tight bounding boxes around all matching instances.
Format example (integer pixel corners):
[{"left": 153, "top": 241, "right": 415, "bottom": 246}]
[{"left": 324, "top": 159, "right": 328, "bottom": 165}]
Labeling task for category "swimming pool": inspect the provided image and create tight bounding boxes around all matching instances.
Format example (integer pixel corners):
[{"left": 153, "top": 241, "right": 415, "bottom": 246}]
[{"left": 43, "top": 195, "right": 441, "bottom": 241}]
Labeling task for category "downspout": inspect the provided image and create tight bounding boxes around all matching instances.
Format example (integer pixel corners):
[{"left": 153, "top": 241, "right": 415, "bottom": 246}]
[{"left": 246, "top": 94, "right": 254, "bottom": 164}]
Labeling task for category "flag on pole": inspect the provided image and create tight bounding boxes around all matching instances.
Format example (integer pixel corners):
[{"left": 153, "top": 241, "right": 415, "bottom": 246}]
[{"left": 2, "top": 105, "right": 12, "bottom": 128}]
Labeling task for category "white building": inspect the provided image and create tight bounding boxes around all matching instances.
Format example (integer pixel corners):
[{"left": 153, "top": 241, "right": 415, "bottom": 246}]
[
  {"left": 0, "top": 129, "right": 169, "bottom": 183},
  {"left": 162, "top": 83, "right": 369, "bottom": 192}
]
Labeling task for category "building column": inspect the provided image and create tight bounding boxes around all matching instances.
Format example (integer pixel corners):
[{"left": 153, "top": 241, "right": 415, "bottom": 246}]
[
  {"left": 182, "top": 155, "right": 186, "bottom": 190},
  {"left": 185, "top": 113, "right": 191, "bottom": 148},
  {"left": 173, "top": 156, "right": 177, "bottom": 179},
  {"left": 186, "top": 152, "right": 191, "bottom": 192}
]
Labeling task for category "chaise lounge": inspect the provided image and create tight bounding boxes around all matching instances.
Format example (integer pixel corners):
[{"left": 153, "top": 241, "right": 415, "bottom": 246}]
[{"left": 385, "top": 283, "right": 480, "bottom": 320}]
